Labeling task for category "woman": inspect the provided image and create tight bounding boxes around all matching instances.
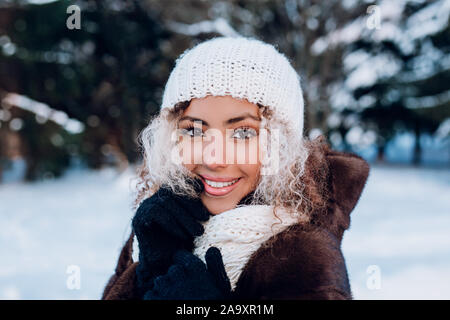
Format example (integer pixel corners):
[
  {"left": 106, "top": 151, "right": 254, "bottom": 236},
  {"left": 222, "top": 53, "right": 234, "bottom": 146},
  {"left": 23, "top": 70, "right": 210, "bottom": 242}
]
[{"left": 102, "top": 36, "right": 370, "bottom": 300}]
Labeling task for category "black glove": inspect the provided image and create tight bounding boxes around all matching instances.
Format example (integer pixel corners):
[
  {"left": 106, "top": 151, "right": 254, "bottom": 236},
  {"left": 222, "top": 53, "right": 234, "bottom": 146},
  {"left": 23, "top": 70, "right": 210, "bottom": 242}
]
[
  {"left": 132, "top": 177, "right": 211, "bottom": 297},
  {"left": 143, "top": 247, "right": 232, "bottom": 300}
]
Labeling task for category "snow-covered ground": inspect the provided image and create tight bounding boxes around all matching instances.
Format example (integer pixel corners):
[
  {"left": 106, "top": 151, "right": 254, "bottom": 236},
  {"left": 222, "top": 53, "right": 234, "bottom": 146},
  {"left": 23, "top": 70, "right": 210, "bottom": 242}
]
[
  {"left": 0, "top": 164, "right": 449, "bottom": 300},
  {"left": 0, "top": 167, "right": 136, "bottom": 300},
  {"left": 343, "top": 164, "right": 450, "bottom": 299}
]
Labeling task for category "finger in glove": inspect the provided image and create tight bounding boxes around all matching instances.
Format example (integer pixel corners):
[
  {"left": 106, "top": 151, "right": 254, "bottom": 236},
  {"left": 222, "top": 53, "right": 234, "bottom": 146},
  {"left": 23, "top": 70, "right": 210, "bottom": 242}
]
[
  {"left": 151, "top": 202, "right": 205, "bottom": 240},
  {"left": 205, "top": 247, "right": 232, "bottom": 294},
  {"left": 172, "top": 249, "right": 207, "bottom": 275}
]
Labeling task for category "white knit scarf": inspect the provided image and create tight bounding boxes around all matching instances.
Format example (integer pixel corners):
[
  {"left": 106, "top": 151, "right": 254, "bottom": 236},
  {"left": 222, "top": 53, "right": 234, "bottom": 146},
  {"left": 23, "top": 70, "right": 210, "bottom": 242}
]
[{"left": 193, "top": 205, "right": 305, "bottom": 291}]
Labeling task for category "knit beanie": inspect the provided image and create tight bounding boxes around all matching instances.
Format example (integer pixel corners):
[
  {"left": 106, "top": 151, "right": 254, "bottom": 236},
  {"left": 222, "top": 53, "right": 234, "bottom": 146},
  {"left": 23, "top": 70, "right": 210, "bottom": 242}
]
[{"left": 161, "top": 36, "right": 305, "bottom": 137}]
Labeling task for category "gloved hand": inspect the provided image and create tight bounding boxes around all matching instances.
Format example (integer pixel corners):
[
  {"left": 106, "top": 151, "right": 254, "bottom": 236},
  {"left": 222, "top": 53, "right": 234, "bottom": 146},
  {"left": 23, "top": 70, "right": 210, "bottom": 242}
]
[
  {"left": 143, "top": 247, "right": 232, "bottom": 300},
  {"left": 132, "top": 177, "right": 211, "bottom": 297}
]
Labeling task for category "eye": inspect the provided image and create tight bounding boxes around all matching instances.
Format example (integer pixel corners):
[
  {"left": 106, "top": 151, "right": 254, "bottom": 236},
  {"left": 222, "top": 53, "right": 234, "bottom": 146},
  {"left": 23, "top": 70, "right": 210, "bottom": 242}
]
[
  {"left": 232, "top": 127, "right": 258, "bottom": 140},
  {"left": 180, "top": 126, "right": 204, "bottom": 137}
]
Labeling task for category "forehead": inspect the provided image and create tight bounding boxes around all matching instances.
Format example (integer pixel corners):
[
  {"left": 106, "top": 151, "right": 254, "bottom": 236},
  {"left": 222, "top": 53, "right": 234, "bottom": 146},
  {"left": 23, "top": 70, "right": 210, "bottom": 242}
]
[{"left": 184, "top": 95, "right": 260, "bottom": 118}]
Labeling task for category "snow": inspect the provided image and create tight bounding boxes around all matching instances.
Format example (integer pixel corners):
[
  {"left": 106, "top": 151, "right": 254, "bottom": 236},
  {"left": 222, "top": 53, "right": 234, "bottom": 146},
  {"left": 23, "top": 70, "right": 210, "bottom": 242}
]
[
  {"left": 342, "top": 165, "right": 450, "bottom": 299},
  {"left": 311, "top": 17, "right": 364, "bottom": 56},
  {"left": 405, "top": 89, "right": 450, "bottom": 109},
  {"left": 345, "top": 53, "right": 402, "bottom": 90},
  {"left": 436, "top": 118, "right": 450, "bottom": 138},
  {"left": 406, "top": 0, "right": 450, "bottom": 40},
  {"left": 0, "top": 167, "right": 136, "bottom": 300},
  {"left": 0, "top": 165, "right": 449, "bottom": 299},
  {"left": 2, "top": 93, "right": 85, "bottom": 134},
  {"left": 166, "top": 18, "right": 240, "bottom": 37}
]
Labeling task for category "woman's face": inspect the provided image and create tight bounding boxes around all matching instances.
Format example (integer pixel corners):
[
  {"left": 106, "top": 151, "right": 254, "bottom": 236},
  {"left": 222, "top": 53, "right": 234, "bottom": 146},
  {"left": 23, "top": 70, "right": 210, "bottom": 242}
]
[{"left": 177, "top": 95, "right": 262, "bottom": 215}]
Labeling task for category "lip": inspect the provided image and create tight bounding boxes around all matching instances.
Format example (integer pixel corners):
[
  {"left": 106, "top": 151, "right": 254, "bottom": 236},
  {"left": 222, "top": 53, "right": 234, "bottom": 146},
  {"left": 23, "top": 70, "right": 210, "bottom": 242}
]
[
  {"left": 199, "top": 174, "right": 240, "bottom": 182},
  {"left": 198, "top": 175, "right": 242, "bottom": 196}
]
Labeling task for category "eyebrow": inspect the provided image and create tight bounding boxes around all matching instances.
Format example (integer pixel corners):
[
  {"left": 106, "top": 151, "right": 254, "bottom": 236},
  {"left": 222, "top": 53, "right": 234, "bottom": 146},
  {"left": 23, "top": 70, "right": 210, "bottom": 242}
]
[{"left": 178, "top": 112, "right": 261, "bottom": 126}]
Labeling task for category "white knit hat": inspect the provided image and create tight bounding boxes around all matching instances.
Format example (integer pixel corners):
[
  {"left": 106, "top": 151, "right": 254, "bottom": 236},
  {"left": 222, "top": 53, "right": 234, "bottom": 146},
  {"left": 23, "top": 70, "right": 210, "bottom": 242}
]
[{"left": 161, "top": 36, "right": 305, "bottom": 136}]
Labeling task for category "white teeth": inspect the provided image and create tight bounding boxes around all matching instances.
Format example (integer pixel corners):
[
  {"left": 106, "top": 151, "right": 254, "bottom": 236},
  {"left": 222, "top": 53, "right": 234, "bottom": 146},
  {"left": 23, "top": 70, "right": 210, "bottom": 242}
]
[{"left": 204, "top": 178, "right": 239, "bottom": 188}]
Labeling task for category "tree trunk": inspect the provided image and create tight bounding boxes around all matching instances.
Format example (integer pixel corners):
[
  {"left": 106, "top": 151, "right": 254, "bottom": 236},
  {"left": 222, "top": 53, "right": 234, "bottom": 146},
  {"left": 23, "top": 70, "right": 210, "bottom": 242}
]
[
  {"left": 376, "top": 144, "right": 385, "bottom": 163},
  {"left": 412, "top": 128, "right": 422, "bottom": 166}
]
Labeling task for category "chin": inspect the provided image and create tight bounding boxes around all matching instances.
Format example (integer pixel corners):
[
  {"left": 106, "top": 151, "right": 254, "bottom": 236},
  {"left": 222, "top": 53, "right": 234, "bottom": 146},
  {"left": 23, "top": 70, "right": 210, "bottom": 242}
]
[{"left": 201, "top": 195, "right": 238, "bottom": 215}]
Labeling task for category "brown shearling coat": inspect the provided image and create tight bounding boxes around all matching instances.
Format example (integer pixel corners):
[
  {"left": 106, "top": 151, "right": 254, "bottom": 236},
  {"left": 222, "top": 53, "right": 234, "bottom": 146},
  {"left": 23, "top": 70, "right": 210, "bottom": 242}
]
[{"left": 101, "top": 137, "right": 370, "bottom": 300}]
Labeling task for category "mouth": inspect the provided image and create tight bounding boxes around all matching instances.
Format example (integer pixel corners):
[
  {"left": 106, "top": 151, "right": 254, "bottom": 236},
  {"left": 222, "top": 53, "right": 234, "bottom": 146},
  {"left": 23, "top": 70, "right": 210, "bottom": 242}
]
[{"left": 198, "top": 174, "right": 242, "bottom": 196}]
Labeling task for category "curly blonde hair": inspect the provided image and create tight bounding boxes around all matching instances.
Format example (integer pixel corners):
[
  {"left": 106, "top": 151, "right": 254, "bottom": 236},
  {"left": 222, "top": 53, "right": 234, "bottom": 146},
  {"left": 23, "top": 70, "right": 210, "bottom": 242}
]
[{"left": 132, "top": 99, "right": 330, "bottom": 224}]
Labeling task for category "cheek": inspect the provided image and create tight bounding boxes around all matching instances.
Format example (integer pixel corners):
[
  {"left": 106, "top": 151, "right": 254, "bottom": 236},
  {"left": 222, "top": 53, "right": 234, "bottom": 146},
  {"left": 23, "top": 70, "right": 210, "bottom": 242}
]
[
  {"left": 183, "top": 163, "right": 196, "bottom": 172},
  {"left": 234, "top": 139, "right": 260, "bottom": 165},
  {"left": 179, "top": 137, "right": 203, "bottom": 165},
  {"left": 239, "top": 163, "right": 261, "bottom": 185}
]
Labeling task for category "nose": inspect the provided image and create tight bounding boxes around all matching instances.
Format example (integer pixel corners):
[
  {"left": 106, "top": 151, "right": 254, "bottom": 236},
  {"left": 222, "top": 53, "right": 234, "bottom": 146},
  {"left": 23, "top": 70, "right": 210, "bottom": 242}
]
[{"left": 202, "top": 132, "right": 228, "bottom": 169}]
